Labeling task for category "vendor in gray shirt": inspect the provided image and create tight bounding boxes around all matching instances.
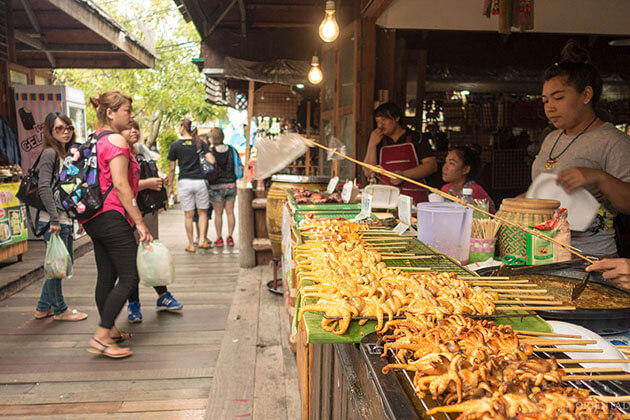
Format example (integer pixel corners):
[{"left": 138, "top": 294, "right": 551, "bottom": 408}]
[
  {"left": 531, "top": 40, "right": 630, "bottom": 257},
  {"left": 33, "top": 112, "right": 88, "bottom": 322}
]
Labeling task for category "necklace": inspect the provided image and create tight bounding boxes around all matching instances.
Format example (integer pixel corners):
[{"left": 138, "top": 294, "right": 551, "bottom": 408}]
[{"left": 546, "top": 117, "right": 598, "bottom": 170}]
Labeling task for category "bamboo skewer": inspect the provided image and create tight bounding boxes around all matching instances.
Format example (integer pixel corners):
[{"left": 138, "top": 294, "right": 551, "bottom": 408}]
[
  {"left": 477, "top": 283, "right": 543, "bottom": 287},
  {"left": 464, "top": 279, "right": 529, "bottom": 284},
  {"left": 537, "top": 348, "right": 603, "bottom": 353},
  {"left": 563, "top": 374, "right": 630, "bottom": 381},
  {"left": 564, "top": 367, "right": 625, "bottom": 374},
  {"left": 496, "top": 300, "right": 568, "bottom": 305},
  {"left": 301, "top": 137, "right": 596, "bottom": 264},
  {"left": 498, "top": 306, "right": 575, "bottom": 311},
  {"left": 523, "top": 339, "right": 598, "bottom": 346},
  {"left": 459, "top": 276, "right": 511, "bottom": 280},
  {"left": 616, "top": 345, "right": 630, "bottom": 348},
  {"left": 594, "top": 395, "right": 630, "bottom": 403},
  {"left": 555, "top": 359, "right": 629, "bottom": 364},
  {"left": 501, "top": 294, "right": 556, "bottom": 300},
  {"left": 515, "top": 330, "right": 582, "bottom": 338},
  {"left": 382, "top": 255, "right": 439, "bottom": 260},
  {"left": 380, "top": 252, "right": 415, "bottom": 256},
  {"left": 485, "top": 288, "right": 548, "bottom": 293}
]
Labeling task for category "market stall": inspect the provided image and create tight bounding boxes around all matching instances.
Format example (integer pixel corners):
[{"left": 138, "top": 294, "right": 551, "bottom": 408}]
[
  {"left": 287, "top": 215, "right": 630, "bottom": 419},
  {"left": 0, "top": 179, "right": 28, "bottom": 262}
]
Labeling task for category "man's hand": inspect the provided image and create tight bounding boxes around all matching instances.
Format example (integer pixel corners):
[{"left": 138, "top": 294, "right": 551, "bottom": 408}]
[
  {"left": 368, "top": 128, "right": 384, "bottom": 147},
  {"left": 389, "top": 170, "right": 404, "bottom": 186},
  {"left": 586, "top": 258, "right": 630, "bottom": 292},
  {"left": 556, "top": 167, "right": 603, "bottom": 193}
]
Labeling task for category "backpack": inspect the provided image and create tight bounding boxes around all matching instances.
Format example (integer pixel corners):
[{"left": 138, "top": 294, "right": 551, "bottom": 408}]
[
  {"left": 136, "top": 154, "right": 168, "bottom": 215},
  {"left": 17, "top": 151, "right": 59, "bottom": 237},
  {"left": 54, "top": 130, "right": 114, "bottom": 220},
  {"left": 199, "top": 149, "right": 221, "bottom": 183},
  {"left": 231, "top": 146, "right": 244, "bottom": 179}
]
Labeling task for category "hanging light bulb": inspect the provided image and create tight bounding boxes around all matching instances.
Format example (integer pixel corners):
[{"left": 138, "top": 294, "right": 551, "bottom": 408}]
[
  {"left": 319, "top": 1, "right": 339, "bottom": 43},
  {"left": 308, "top": 56, "right": 323, "bottom": 85}
]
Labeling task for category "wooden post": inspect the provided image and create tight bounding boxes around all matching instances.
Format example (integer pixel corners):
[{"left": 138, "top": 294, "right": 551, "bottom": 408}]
[
  {"left": 239, "top": 80, "right": 256, "bottom": 268},
  {"left": 415, "top": 49, "right": 427, "bottom": 130},
  {"left": 245, "top": 80, "right": 255, "bottom": 163},
  {"left": 238, "top": 187, "right": 255, "bottom": 268}
]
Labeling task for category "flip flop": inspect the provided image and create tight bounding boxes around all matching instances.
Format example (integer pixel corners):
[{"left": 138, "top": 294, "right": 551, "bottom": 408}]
[
  {"left": 33, "top": 308, "right": 54, "bottom": 319},
  {"left": 53, "top": 309, "right": 88, "bottom": 322},
  {"left": 111, "top": 331, "right": 132, "bottom": 343},
  {"left": 198, "top": 241, "right": 213, "bottom": 249},
  {"left": 86, "top": 337, "right": 133, "bottom": 359},
  {"left": 185, "top": 247, "right": 196, "bottom": 253}
]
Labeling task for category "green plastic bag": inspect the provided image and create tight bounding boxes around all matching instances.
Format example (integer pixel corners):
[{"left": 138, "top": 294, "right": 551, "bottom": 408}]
[
  {"left": 44, "top": 234, "right": 73, "bottom": 279},
  {"left": 137, "top": 240, "right": 175, "bottom": 287}
]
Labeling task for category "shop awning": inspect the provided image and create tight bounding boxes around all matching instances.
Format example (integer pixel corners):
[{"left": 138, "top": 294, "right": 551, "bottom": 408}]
[{"left": 12, "top": 0, "right": 155, "bottom": 69}]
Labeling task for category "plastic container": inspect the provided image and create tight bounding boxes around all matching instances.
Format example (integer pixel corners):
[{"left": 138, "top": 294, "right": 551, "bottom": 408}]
[
  {"left": 417, "top": 202, "right": 473, "bottom": 264},
  {"left": 363, "top": 184, "right": 399, "bottom": 209}
]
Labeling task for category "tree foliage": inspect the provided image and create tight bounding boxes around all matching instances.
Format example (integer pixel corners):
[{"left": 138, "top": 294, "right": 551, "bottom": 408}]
[{"left": 54, "top": 0, "right": 225, "bottom": 154}]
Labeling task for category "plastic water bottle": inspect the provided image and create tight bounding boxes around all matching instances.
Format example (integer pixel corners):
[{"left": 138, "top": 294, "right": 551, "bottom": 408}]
[{"left": 461, "top": 188, "right": 488, "bottom": 219}]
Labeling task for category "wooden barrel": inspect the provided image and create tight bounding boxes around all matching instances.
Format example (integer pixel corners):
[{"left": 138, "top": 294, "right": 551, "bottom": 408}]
[
  {"left": 496, "top": 198, "right": 560, "bottom": 259},
  {"left": 266, "top": 180, "right": 327, "bottom": 258}
]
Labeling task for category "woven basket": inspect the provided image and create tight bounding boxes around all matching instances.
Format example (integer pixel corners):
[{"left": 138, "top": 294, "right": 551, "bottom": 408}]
[{"left": 496, "top": 198, "right": 559, "bottom": 260}]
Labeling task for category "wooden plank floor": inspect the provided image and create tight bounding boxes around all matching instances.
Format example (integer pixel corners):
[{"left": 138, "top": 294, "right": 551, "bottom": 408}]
[{"left": 0, "top": 206, "right": 292, "bottom": 419}]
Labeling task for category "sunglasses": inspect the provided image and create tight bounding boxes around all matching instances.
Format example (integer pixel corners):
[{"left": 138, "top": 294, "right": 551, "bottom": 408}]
[{"left": 54, "top": 125, "right": 74, "bottom": 134}]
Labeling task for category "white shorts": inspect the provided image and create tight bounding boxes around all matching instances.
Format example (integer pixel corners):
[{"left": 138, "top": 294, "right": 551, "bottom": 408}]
[{"left": 178, "top": 179, "right": 210, "bottom": 212}]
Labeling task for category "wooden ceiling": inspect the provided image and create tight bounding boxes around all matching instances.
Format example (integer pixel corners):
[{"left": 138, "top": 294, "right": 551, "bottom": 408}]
[{"left": 12, "top": 0, "right": 155, "bottom": 69}]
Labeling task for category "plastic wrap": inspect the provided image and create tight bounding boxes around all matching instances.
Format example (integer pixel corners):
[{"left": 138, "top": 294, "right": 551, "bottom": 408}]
[
  {"left": 326, "top": 137, "right": 346, "bottom": 161},
  {"left": 44, "top": 234, "right": 73, "bottom": 280},
  {"left": 253, "top": 133, "right": 309, "bottom": 180},
  {"left": 137, "top": 240, "right": 175, "bottom": 287}
]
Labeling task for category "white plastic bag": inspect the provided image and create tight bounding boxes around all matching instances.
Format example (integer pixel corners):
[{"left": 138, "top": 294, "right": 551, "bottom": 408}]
[
  {"left": 137, "top": 240, "right": 175, "bottom": 286},
  {"left": 253, "top": 133, "right": 309, "bottom": 180},
  {"left": 44, "top": 234, "right": 73, "bottom": 279}
]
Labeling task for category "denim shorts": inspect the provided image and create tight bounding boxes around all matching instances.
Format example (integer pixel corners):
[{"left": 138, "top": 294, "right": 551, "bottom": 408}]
[{"left": 209, "top": 187, "right": 236, "bottom": 203}]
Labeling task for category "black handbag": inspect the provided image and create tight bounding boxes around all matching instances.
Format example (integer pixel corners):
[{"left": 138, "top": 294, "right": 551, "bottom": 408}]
[{"left": 17, "top": 154, "right": 45, "bottom": 210}]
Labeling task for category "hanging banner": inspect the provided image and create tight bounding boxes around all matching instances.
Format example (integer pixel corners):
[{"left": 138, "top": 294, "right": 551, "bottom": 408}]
[{"left": 14, "top": 91, "right": 64, "bottom": 174}]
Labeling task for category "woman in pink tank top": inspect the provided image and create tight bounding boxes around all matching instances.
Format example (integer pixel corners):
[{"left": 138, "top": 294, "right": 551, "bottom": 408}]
[{"left": 81, "top": 90, "right": 153, "bottom": 359}]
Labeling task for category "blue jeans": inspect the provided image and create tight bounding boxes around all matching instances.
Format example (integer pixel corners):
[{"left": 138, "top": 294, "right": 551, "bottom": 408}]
[{"left": 36, "top": 221, "right": 73, "bottom": 314}]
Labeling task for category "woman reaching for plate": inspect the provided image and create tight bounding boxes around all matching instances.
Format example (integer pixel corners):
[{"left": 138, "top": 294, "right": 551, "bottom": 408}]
[{"left": 531, "top": 40, "right": 630, "bottom": 256}]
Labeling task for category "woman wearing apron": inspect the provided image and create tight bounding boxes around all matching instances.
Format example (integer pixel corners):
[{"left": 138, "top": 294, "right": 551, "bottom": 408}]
[{"left": 363, "top": 102, "right": 437, "bottom": 204}]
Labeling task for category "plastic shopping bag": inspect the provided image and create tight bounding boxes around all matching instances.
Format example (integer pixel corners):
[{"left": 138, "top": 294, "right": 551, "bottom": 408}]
[
  {"left": 137, "top": 240, "right": 175, "bottom": 287},
  {"left": 44, "top": 234, "right": 73, "bottom": 279},
  {"left": 253, "top": 133, "right": 309, "bottom": 180}
]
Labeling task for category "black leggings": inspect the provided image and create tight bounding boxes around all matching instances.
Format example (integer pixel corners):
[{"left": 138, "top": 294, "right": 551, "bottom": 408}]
[
  {"left": 84, "top": 211, "right": 139, "bottom": 329},
  {"left": 128, "top": 285, "right": 167, "bottom": 302}
]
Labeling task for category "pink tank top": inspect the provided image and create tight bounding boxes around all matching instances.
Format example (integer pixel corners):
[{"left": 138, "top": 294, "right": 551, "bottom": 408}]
[{"left": 81, "top": 130, "right": 140, "bottom": 226}]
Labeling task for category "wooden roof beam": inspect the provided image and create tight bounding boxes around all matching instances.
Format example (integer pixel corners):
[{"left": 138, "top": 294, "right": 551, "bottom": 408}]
[
  {"left": 237, "top": 0, "right": 246, "bottom": 37},
  {"left": 204, "top": 0, "right": 238, "bottom": 39},
  {"left": 362, "top": 0, "right": 393, "bottom": 19},
  {"left": 45, "top": 0, "right": 155, "bottom": 68},
  {"left": 18, "top": 0, "right": 56, "bottom": 67},
  {"left": 16, "top": 43, "right": 121, "bottom": 54}
]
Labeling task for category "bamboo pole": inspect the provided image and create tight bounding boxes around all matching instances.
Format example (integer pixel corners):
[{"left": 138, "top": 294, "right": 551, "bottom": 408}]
[
  {"left": 300, "top": 137, "right": 596, "bottom": 264},
  {"left": 515, "top": 331, "right": 582, "bottom": 339}
]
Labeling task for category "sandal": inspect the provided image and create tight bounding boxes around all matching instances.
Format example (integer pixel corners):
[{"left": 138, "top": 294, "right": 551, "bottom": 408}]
[
  {"left": 34, "top": 308, "right": 54, "bottom": 319},
  {"left": 53, "top": 309, "right": 88, "bottom": 322},
  {"left": 198, "top": 241, "right": 213, "bottom": 250},
  {"left": 87, "top": 337, "right": 133, "bottom": 359},
  {"left": 110, "top": 331, "right": 132, "bottom": 343},
  {"left": 185, "top": 246, "right": 196, "bottom": 253}
]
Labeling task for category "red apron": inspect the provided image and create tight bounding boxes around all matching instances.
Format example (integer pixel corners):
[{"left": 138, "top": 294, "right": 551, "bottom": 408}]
[{"left": 378, "top": 134, "right": 429, "bottom": 204}]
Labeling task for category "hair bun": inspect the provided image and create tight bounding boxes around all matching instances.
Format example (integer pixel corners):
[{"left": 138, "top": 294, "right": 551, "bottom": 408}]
[
  {"left": 89, "top": 96, "right": 100, "bottom": 109},
  {"left": 560, "top": 39, "right": 591, "bottom": 65}
]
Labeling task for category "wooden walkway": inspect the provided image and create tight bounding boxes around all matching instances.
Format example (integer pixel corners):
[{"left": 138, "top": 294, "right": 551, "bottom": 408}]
[{"left": 0, "top": 207, "right": 299, "bottom": 419}]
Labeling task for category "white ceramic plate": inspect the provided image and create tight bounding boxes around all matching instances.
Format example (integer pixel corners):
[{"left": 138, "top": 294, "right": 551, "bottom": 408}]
[
  {"left": 546, "top": 320, "right": 630, "bottom": 373},
  {"left": 526, "top": 173, "right": 599, "bottom": 232}
]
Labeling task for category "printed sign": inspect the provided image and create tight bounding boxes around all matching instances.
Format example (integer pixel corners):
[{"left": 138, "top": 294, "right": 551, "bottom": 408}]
[
  {"left": 392, "top": 194, "right": 414, "bottom": 235},
  {"left": 341, "top": 180, "right": 353, "bottom": 203},
  {"left": 326, "top": 176, "right": 339, "bottom": 194},
  {"left": 351, "top": 193, "right": 372, "bottom": 222}
]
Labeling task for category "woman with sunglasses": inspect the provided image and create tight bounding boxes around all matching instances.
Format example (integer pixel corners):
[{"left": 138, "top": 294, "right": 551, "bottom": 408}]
[{"left": 33, "top": 112, "right": 88, "bottom": 322}]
